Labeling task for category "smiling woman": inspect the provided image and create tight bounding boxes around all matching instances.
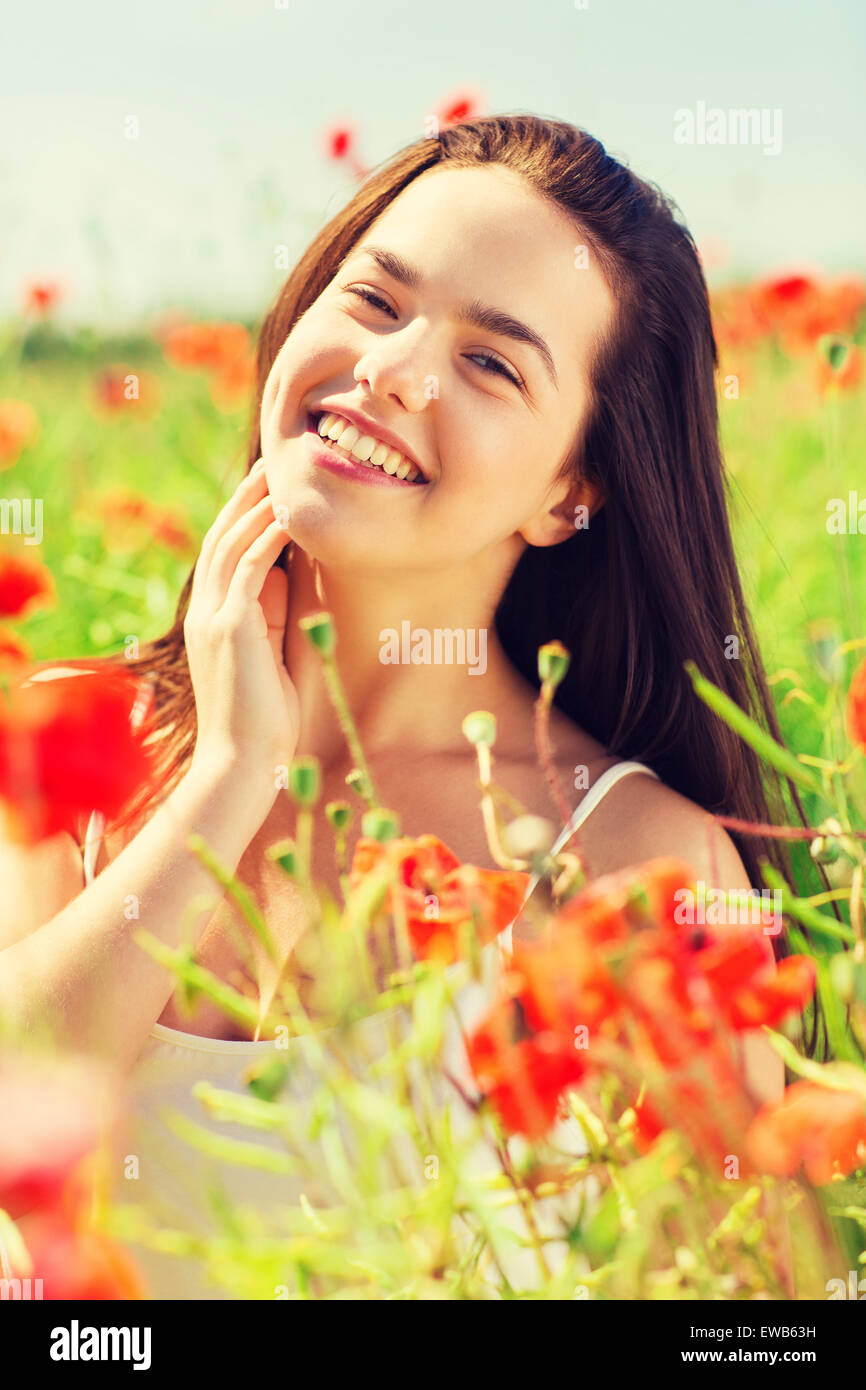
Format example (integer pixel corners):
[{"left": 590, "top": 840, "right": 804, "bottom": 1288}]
[{"left": 0, "top": 114, "right": 824, "bottom": 1298}]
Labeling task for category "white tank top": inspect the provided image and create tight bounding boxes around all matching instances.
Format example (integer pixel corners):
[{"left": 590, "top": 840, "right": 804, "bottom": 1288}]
[{"left": 82, "top": 759, "right": 658, "bottom": 1299}]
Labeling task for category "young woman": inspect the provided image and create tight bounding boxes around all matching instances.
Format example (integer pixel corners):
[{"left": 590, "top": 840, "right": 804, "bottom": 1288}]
[{"left": 0, "top": 115, "right": 807, "bottom": 1296}]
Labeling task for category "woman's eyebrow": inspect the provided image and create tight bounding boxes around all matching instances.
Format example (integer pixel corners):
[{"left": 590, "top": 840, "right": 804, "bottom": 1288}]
[{"left": 353, "top": 243, "right": 559, "bottom": 389}]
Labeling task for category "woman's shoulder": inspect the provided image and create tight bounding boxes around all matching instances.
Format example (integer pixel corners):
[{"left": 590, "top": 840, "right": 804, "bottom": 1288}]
[{"left": 574, "top": 763, "right": 750, "bottom": 890}]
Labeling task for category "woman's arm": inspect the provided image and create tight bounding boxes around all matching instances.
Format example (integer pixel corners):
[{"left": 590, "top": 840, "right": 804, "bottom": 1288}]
[{"left": 0, "top": 755, "right": 272, "bottom": 1073}]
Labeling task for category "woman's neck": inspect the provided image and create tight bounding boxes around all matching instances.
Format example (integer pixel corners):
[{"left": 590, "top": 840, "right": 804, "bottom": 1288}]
[{"left": 282, "top": 544, "right": 537, "bottom": 767}]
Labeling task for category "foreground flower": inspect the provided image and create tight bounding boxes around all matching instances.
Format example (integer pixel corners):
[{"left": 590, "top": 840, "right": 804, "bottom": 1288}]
[
  {"left": 465, "top": 995, "right": 586, "bottom": 1139},
  {"left": 847, "top": 656, "right": 866, "bottom": 753},
  {"left": 0, "top": 1053, "right": 118, "bottom": 1221},
  {"left": 467, "top": 858, "right": 814, "bottom": 1163},
  {"left": 0, "top": 550, "right": 55, "bottom": 620},
  {"left": 9, "top": 1211, "right": 147, "bottom": 1299},
  {"left": 348, "top": 833, "right": 529, "bottom": 964},
  {"left": 0, "top": 626, "right": 32, "bottom": 668},
  {"left": 746, "top": 1076, "right": 866, "bottom": 1185},
  {"left": 0, "top": 668, "right": 158, "bottom": 843},
  {"left": 0, "top": 400, "right": 40, "bottom": 469}
]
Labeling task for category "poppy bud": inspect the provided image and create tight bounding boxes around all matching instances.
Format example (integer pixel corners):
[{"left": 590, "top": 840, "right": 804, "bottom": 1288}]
[
  {"left": 462, "top": 710, "right": 497, "bottom": 748},
  {"left": 287, "top": 756, "right": 320, "bottom": 807},
  {"left": 538, "top": 640, "right": 571, "bottom": 688},
  {"left": 361, "top": 807, "right": 401, "bottom": 842},
  {"left": 299, "top": 611, "right": 335, "bottom": 656}
]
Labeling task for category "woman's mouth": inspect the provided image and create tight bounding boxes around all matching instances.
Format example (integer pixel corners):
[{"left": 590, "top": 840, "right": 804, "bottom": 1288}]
[{"left": 305, "top": 412, "right": 428, "bottom": 487}]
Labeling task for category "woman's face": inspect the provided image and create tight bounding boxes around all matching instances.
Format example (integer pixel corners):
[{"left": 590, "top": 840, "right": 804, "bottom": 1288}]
[{"left": 259, "top": 164, "right": 615, "bottom": 573}]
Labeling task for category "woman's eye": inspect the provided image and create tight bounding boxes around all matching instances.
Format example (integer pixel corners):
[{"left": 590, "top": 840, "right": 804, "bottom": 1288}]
[
  {"left": 344, "top": 285, "right": 397, "bottom": 318},
  {"left": 343, "top": 285, "right": 523, "bottom": 389},
  {"left": 466, "top": 352, "right": 524, "bottom": 389}
]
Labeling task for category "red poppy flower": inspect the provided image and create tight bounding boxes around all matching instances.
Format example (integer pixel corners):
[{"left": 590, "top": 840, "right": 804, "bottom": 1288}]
[
  {"left": 322, "top": 121, "right": 357, "bottom": 161},
  {"left": 209, "top": 350, "right": 256, "bottom": 411},
  {"left": 0, "top": 668, "right": 159, "bottom": 843},
  {"left": 746, "top": 1078, "right": 866, "bottom": 1185},
  {"left": 348, "top": 834, "right": 529, "bottom": 964},
  {"left": 0, "top": 400, "right": 40, "bottom": 469},
  {"left": 0, "top": 1053, "right": 118, "bottom": 1221},
  {"left": 93, "top": 365, "right": 161, "bottom": 417},
  {"left": 0, "top": 625, "right": 32, "bottom": 668},
  {"left": 432, "top": 87, "right": 485, "bottom": 129},
  {"left": 10, "top": 1212, "right": 147, "bottom": 1299},
  {"left": 816, "top": 342, "right": 863, "bottom": 394},
  {"left": 23, "top": 281, "right": 62, "bottom": 316},
  {"left": 847, "top": 657, "right": 866, "bottom": 752},
  {"left": 81, "top": 488, "right": 194, "bottom": 556},
  {"left": 466, "top": 995, "right": 586, "bottom": 1139},
  {"left": 162, "top": 320, "right": 250, "bottom": 372},
  {"left": 0, "top": 550, "right": 55, "bottom": 620}
]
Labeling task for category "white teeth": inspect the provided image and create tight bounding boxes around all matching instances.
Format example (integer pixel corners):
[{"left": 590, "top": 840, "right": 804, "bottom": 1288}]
[
  {"left": 314, "top": 411, "right": 424, "bottom": 482},
  {"left": 350, "top": 434, "right": 376, "bottom": 462}
]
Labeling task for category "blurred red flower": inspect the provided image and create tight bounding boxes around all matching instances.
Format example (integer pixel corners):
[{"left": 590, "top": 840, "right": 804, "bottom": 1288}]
[
  {"left": 465, "top": 994, "right": 586, "bottom": 1139},
  {"left": 322, "top": 121, "right": 358, "bottom": 161},
  {"left": 80, "top": 487, "right": 195, "bottom": 555},
  {"left": 209, "top": 350, "right": 256, "bottom": 412},
  {"left": 10, "top": 1212, "right": 147, "bottom": 1299},
  {"left": 93, "top": 365, "right": 161, "bottom": 417},
  {"left": 746, "top": 1076, "right": 866, "bottom": 1185},
  {"left": 0, "top": 1053, "right": 117, "bottom": 1221},
  {"left": 0, "top": 550, "right": 56, "bottom": 619},
  {"left": 467, "top": 857, "right": 813, "bottom": 1159},
  {"left": 23, "top": 281, "right": 62, "bottom": 316},
  {"left": 349, "top": 833, "right": 529, "bottom": 964},
  {"left": 815, "top": 341, "right": 863, "bottom": 394},
  {"left": 0, "top": 625, "right": 32, "bottom": 668},
  {"left": 162, "top": 320, "right": 250, "bottom": 372},
  {"left": 0, "top": 400, "right": 40, "bottom": 470},
  {"left": 431, "top": 87, "right": 485, "bottom": 129},
  {"left": 846, "top": 656, "right": 866, "bottom": 752},
  {"left": 0, "top": 667, "right": 158, "bottom": 843}
]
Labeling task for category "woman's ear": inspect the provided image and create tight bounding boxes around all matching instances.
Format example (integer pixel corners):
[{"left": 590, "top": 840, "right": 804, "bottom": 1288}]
[{"left": 518, "top": 474, "right": 605, "bottom": 548}]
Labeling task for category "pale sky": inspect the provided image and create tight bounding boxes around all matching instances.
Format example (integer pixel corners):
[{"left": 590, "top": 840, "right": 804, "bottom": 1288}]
[{"left": 3, "top": 0, "right": 864, "bottom": 326}]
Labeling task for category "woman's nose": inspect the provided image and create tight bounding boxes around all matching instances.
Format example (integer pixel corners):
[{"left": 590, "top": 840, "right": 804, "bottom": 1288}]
[{"left": 352, "top": 319, "right": 439, "bottom": 413}]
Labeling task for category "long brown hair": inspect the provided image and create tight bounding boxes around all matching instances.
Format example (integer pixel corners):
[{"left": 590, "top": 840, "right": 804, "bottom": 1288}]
[{"left": 79, "top": 114, "right": 830, "bottom": 1029}]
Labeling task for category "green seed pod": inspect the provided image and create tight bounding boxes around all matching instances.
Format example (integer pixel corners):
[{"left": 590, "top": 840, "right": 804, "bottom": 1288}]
[
  {"left": 288, "top": 756, "right": 321, "bottom": 807},
  {"left": 461, "top": 710, "right": 498, "bottom": 748},
  {"left": 267, "top": 837, "right": 297, "bottom": 876},
  {"left": 537, "top": 640, "right": 571, "bottom": 688},
  {"left": 325, "top": 800, "right": 353, "bottom": 832},
  {"left": 361, "top": 807, "right": 401, "bottom": 842},
  {"left": 299, "top": 611, "right": 336, "bottom": 656},
  {"left": 501, "top": 813, "right": 557, "bottom": 860}
]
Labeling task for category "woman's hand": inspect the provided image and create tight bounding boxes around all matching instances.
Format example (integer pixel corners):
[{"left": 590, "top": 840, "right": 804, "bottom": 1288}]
[{"left": 184, "top": 458, "right": 300, "bottom": 808}]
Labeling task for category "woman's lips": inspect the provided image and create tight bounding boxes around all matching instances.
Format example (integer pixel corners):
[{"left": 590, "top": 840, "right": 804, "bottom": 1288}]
[{"left": 303, "top": 416, "right": 425, "bottom": 488}]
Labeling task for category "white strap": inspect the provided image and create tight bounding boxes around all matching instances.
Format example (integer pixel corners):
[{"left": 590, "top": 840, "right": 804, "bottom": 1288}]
[{"left": 498, "top": 761, "right": 659, "bottom": 958}]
